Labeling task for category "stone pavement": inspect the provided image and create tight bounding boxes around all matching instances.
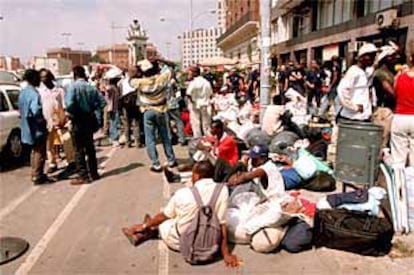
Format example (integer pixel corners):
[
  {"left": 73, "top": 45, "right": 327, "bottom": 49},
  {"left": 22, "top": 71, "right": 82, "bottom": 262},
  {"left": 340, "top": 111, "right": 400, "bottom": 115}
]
[{"left": 1, "top": 145, "right": 414, "bottom": 274}]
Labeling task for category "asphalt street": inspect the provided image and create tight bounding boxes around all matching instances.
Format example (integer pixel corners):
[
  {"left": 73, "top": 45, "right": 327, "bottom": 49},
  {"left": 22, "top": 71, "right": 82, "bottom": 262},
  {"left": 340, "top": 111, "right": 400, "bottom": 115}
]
[{"left": 1, "top": 145, "right": 414, "bottom": 275}]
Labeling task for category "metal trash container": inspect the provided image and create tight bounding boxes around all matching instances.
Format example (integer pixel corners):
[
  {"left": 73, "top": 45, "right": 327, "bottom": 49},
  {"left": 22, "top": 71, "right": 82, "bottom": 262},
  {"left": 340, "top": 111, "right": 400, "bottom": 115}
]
[{"left": 335, "top": 120, "right": 383, "bottom": 186}]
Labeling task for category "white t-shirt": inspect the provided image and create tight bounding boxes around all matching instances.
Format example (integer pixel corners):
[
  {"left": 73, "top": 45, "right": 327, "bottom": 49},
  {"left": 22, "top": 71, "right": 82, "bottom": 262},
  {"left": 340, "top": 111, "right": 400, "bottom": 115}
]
[
  {"left": 254, "top": 161, "right": 285, "bottom": 199},
  {"left": 337, "top": 65, "right": 372, "bottom": 120},
  {"left": 186, "top": 76, "right": 213, "bottom": 109},
  {"left": 120, "top": 77, "right": 136, "bottom": 97},
  {"left": 163, "top": 179, "right": 229, "bottom": 232}
]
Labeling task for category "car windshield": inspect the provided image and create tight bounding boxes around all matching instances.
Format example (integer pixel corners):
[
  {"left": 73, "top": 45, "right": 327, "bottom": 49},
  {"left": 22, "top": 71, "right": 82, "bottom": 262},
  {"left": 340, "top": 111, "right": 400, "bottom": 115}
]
[{"left": 6, "top": 90, "right": 19, "bottom": 110}]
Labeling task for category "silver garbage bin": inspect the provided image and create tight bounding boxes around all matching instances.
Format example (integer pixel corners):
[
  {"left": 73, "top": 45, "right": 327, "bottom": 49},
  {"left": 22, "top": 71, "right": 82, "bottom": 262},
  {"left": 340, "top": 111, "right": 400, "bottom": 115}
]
[{"left": 335, "top": 120, "right": 383, "bottom": 186}]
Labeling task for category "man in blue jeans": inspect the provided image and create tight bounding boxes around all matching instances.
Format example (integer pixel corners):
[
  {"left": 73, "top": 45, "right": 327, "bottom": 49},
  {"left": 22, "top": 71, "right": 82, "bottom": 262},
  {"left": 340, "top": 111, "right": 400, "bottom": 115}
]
[{"left": 131, "top": 58, "right": 177, "bottom": 172}]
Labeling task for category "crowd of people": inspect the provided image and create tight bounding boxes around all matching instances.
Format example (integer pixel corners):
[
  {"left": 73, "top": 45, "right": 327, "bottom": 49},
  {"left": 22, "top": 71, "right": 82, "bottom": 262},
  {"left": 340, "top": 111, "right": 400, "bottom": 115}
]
[{"left": 17, "top": 40, "right": 414, "bottom": 266}]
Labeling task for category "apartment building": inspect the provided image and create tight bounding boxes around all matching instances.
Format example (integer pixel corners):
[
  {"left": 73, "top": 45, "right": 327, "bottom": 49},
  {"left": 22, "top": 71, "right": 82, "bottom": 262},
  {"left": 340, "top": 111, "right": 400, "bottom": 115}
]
[
  {"left": 96, "top": 44, "right": 129, "bottom": 69},
  {"left": 271, "top": 0, "right": 414, "bottom": 68},
  {"left": 216, "top": 0, "right": 260, "bottom": 64},
  {"left": 181, "top": 27, "right": 224, "bottom": 68},
  {"left": 47, "top": 47, "right": 91, "bottom": 67}
]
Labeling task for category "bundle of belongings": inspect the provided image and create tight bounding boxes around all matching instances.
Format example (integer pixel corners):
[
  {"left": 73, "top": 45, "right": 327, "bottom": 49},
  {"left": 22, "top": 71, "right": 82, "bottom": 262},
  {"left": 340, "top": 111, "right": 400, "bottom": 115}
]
[
  {"left": 226, "top": 190, "right": 315, "bottom": 253},
  {"left": 314, "top": 187, "right": 394, "bottom": 256}
]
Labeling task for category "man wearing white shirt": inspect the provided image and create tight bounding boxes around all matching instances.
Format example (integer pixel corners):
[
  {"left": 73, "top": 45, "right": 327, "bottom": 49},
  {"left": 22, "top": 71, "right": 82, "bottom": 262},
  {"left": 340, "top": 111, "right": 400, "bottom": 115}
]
[
  {"left": 337, "top": 43, "right": 377, "bottom": 121},
  {"left": 186, "top": 66, "right": 213, "bottom": 138}
]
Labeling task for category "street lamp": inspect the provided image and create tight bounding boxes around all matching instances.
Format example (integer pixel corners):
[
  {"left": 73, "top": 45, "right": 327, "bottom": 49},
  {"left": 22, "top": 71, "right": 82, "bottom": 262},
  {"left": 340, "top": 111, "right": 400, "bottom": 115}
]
[
  {"left": 189, "top": 1, "right": 216, "bottom": 65},
  {"left": 165, "top": 42, "right": 172, "bottom": 59},
  {"left": 61, "top": 32, "right": 72, "bottom": 60},
  {"left": 77, "top": 42, "right": 85, "bottom": 65}
]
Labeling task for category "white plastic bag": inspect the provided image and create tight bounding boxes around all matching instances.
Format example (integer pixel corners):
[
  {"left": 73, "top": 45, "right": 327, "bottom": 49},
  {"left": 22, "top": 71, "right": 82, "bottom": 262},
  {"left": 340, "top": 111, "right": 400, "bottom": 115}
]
[
  {"left": 226, "top": 192, "right": 260, "bottom": 244},
  {"left": 293, "top": 154, "right": 318, "bottom": 180}
]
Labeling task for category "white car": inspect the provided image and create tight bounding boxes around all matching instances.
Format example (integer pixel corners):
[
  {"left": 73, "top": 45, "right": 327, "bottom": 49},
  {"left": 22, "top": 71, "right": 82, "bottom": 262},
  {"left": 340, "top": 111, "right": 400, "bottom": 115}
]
[{"left": 0, "top": 82, "right": 23, "bottom": 162}]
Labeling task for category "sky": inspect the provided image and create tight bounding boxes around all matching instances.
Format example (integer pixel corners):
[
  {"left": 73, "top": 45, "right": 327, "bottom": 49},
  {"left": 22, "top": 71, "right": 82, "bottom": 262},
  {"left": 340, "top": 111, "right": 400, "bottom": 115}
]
[{"left": 0, "top": 0, "right": 217, "bottom": 63}]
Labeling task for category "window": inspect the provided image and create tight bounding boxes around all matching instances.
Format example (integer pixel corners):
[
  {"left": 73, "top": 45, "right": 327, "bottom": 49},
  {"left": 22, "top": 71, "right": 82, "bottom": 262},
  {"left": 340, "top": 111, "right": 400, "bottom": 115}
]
[
  {"left": 0, "top": 92, "right": 9, "bottom": 112},
  {"left": 333, "top": 0, "right": 343, "bottom": 25}
]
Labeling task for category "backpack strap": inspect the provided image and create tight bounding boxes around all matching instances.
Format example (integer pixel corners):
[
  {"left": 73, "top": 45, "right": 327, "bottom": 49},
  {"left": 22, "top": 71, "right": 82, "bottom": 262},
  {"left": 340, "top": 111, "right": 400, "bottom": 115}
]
[
  {"left": 190, "top": 187, "right": 204, "bottom": 207},
  {"left": 207, "top": 183, "right": 225, "bottom": 208}
]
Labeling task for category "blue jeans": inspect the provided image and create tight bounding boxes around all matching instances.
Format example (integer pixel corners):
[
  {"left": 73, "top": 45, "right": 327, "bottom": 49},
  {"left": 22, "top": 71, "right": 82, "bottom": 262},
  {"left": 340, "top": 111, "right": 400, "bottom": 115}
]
[
  {"left": 143, "top": 110, "right": 176, "bottom": 167},
  {"left": 281, "top": 168, "right": 302, "bottom": 190},
  {"left": 109, "top": 111, "right": 120, "bottom": 141},
  {"left": 168, "top": 108, "right": 186, "bottom": 143}
]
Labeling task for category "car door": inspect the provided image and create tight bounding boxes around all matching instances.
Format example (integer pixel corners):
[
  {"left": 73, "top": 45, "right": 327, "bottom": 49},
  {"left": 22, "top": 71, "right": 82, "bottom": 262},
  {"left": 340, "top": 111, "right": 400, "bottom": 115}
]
[{"left": 0, "top": 89, "right": 19, "bottom": 148}]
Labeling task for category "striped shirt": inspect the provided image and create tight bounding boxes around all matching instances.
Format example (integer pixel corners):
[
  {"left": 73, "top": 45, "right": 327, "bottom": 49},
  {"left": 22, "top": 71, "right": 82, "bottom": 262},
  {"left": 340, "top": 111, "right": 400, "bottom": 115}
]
[{"left": 130, "top": 69, "right": 171, "bottom": 113}]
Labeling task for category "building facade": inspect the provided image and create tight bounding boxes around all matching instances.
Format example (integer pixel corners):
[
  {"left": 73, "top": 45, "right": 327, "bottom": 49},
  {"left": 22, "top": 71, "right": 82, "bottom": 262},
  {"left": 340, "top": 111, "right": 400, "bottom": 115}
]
[
  {"left": 216, "top": 0, "right": 260, "bottom": 64},
  {"left": 31, "top": 57, "right": 72, "bottom": 76},
  {"left": 0, "top": 56, "right": 22, "bottom": 71},
  {"left": 181, "top": 27, "right": 224, "bottom": 68},
  {"left": 217, "top": 0, "right": 227, "bottom": 30},
  {"left": 96, "top": 44, "right": 129, "bottom": 69},
  {"left": 271, "top": 0, "right": 414, "bottom": 68},
  {"left": 46, "top": 47, "right": 91, "bottom": 67}
]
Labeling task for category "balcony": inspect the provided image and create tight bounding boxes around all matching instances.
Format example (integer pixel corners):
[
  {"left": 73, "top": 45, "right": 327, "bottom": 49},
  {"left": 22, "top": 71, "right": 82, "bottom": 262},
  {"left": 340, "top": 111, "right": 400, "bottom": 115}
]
[
  {"left": 271, "top": 0, "right": 305, "bottom": 21},
  {"left": 217, "top": 12, "right": 259, "bottom": 49}
]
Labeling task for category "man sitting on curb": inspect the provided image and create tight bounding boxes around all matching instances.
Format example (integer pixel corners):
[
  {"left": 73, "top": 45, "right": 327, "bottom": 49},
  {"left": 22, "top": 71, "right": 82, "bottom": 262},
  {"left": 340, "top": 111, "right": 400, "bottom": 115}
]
[
  {"left": 122, "top": 161, "right": 241, "bottom": 267},
  {"left": 227, "top": 144, "right": 286, "bottom": 199},
  {"left": 164, "top": 120, "right": 241, "bottom": 183}
]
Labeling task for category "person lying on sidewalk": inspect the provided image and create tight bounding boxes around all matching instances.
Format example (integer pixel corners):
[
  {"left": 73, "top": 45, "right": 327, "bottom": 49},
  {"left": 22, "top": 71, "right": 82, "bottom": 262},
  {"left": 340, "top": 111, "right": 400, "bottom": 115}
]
[
  {"left": 164, "top": 120, "right": 243, "bottom": 183},
  {"left": 121, "top": 161, "right": 241, "bottom": 267}
]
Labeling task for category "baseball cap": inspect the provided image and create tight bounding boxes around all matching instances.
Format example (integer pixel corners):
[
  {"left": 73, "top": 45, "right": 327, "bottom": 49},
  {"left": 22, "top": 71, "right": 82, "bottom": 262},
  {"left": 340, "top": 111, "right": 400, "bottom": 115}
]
[{"left": 249, "top": 144, "right": 269, "bottom": 159}]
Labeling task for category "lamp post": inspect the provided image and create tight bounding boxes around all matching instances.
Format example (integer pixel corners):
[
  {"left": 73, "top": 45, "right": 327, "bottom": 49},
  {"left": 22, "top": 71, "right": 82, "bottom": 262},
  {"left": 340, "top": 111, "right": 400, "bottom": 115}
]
[
  {"left": 189, "top": 1, "right": 216, "bottom": 65},
  {"left": 61, "top": 32, "right": 72, "bottom": 60},
  {"left": 77, "top": 42, "right": 85, "bottom": 65},
  {"left": 259, "top": 0, "right": 271, "bottom": 122}
]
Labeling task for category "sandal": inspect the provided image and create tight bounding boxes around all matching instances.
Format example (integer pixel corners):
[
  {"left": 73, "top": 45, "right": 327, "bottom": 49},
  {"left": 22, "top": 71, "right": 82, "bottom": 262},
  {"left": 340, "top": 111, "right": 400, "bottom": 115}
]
[{"left": 122, "top": 227, "right": 139, "bottom": 246}]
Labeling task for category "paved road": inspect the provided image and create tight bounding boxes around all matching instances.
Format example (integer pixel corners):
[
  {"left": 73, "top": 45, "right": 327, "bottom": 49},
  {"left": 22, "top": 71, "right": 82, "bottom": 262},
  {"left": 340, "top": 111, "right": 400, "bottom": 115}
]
[{"left": 1, "top": 145, "right": 414, "bottom": 275}]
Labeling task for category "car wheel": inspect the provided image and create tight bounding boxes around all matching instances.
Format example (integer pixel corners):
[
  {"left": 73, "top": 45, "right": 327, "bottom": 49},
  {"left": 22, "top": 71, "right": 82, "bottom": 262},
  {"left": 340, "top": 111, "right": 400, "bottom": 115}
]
[{"left": 6, "top": 130, "right": 23, "bottom": 161}]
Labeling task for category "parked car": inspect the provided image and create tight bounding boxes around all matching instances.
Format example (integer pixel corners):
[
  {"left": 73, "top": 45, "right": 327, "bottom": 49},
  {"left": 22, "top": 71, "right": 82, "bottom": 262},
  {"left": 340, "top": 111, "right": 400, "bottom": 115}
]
[
  {"left": 55, "top": 74, "right": 73, "bottom": 90},
  {"left": 0, "top": 82, "right": 23, "bottom": 163},
  {"left": 0, "top": 70, "right": 20, "bottom": 84}
]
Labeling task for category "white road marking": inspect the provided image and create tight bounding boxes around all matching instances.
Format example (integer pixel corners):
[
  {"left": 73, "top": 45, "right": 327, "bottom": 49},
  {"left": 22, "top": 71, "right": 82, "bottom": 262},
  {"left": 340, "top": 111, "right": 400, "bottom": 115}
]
[
  {"left": 14, "top": 184, "right": 90, "bottom": 275},
  {"left": 14, "top": 147, "right": 118, "bottom": 275},
  {"left": 0, "top": 186, "right": 40, "bottom": 221},
  {"left": 158, "top": 174, "right": 170, "bottom": 275}
]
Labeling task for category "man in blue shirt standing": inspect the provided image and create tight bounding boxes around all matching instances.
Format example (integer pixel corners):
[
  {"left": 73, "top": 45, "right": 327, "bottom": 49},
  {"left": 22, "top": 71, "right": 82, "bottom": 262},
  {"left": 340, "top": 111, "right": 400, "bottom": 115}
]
[
  {"left": 65, "top": 66, "right": 107, "bottom": 185},
  {"left": 18, "top": 69, "right": 48, "bottom": 184}
]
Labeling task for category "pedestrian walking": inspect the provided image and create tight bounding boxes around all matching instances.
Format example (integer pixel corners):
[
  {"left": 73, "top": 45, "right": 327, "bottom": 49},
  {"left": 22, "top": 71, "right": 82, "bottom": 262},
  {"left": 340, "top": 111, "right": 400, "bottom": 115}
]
[
  {"left": 38, "top": 68, "right": 75, "bottom": 174},
  {"left": 391, "top": 48, "right": 414, "bottom": 167},
  {"left": 287, "top": 63, "right": 306, "bottom": 96},
  {"left": 104, "top": 67, "right": 122, "bottom": 146},
  {"left": 305, "top": 60, "right": 325, "bottom": 115},
  {"left": 65, "top": 66, "right": 107, "bottom": 185},
  {"left": 18, "top": 69, "right": 49, "bottom": 184},
  {"left": 186, "top": 66, "right": 213, "bottom": 138},
  {"left": 119, "top": 65, "right": 144, "bottom": 148},
  {"left": 336, "top": 43, "right": 378, "bottom": 122},
  {"left": 130, "top": 58, "right": 177, "bottom": 172}
]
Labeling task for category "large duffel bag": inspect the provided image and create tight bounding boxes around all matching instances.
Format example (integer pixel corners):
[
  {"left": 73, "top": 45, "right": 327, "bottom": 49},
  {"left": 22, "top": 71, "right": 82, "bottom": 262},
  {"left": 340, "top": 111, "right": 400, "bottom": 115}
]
[{"left": 313, "top": 203, "right": 394, "bottom": 256}]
